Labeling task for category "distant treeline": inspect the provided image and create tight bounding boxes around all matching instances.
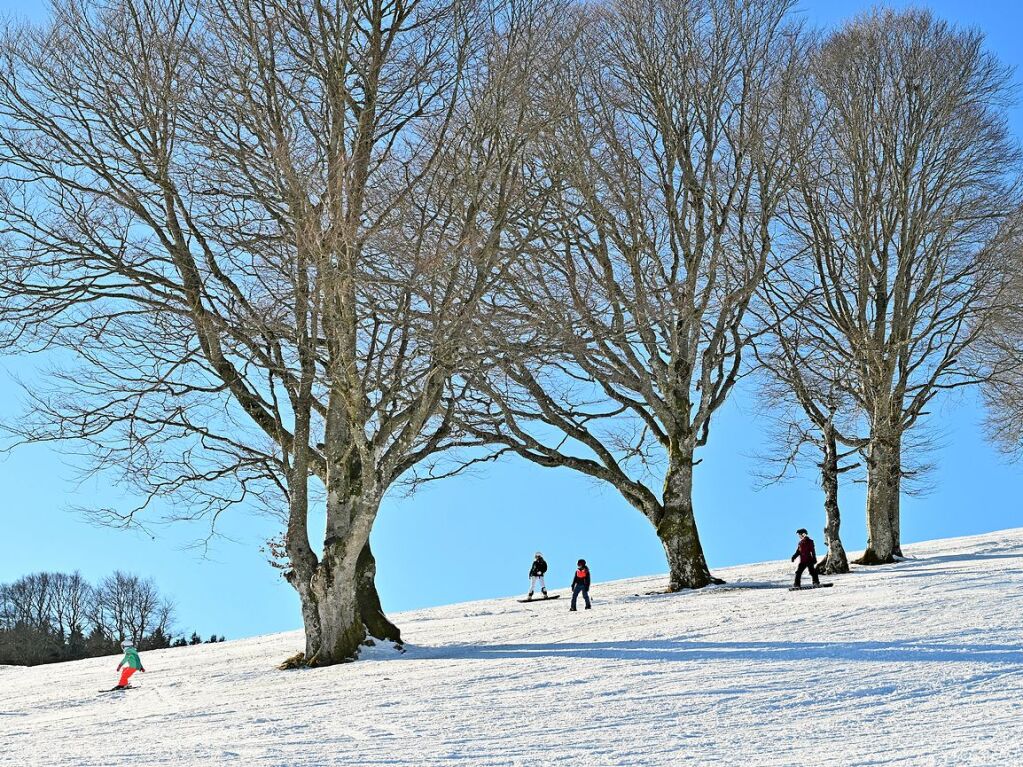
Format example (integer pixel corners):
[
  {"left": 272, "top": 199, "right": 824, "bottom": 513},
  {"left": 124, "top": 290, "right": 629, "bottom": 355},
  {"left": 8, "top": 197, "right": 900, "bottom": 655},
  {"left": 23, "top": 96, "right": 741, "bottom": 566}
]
[{"left": 0, "top": 570, "right": 225, "bottom": 666}]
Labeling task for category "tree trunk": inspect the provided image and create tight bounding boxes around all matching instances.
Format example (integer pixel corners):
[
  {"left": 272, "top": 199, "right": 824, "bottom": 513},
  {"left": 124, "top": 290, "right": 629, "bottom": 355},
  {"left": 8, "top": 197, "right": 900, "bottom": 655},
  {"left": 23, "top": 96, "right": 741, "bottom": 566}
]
[
  {"left": 308, "top": 544, "right": 365, "bottom": 665},
  {"left": 856, "top": 432, "right": 897, "bottom": 565},
  {"left": 658, "top": 447, "right": 717, "bottom": 590},
  {"left": 286, "top": 536, "right": 401, "bottom": 666},
  {"left": 285, "top": 402, "right": 402, "bottom": 665},
  {"left": 818, "top": 421, "right": 849, "bottom": 574},
  {"left": 356, "top": 542, "right": 401, "bottom": 644},
  {"left": 888, "top": 432, "right": 903, "bottom": 557}
]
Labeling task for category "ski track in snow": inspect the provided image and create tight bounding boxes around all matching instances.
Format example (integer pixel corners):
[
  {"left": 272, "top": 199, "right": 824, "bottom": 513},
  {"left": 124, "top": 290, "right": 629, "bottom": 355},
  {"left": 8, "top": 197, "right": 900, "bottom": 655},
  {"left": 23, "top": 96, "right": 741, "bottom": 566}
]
[{"left": 3, "top": 529, "right": 1023, "bottom": 766}]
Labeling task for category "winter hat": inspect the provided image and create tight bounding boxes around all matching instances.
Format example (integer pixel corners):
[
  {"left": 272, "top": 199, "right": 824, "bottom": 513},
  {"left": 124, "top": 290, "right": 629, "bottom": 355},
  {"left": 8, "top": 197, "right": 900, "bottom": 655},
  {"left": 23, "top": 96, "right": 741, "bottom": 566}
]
[
  {"left": 577, "top": 559, "right": 586, "bottom": 567},
  {"left": 535, "top": 552, "right": 543, "bottom": 558},
  {"left": 796, "top": 528, "right": 808, "bottom": 536},
  {"left": 121, "top": 639, "right": 135, "bottom": 649}
]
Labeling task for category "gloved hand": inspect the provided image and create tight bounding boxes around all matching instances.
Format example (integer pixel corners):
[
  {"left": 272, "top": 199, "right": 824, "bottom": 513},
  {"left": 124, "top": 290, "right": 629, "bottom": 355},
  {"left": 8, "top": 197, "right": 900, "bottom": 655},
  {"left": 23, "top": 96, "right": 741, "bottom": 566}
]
[
  {"left": 791, "top": 555, "right": 797, "bottom": 562},
  {"left": 140, "top": 668, "right": 146, "bottom": 673},
  {"left": 116, "top": 664, "right": 122, "bottom": 671}
]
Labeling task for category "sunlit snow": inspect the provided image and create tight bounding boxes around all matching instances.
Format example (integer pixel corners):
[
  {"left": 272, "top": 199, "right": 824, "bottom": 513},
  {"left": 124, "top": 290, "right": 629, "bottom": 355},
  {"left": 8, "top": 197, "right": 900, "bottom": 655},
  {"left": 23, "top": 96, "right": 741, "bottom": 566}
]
[{"left": 3, "top": 529, "right": 1022, "bottom": 766}]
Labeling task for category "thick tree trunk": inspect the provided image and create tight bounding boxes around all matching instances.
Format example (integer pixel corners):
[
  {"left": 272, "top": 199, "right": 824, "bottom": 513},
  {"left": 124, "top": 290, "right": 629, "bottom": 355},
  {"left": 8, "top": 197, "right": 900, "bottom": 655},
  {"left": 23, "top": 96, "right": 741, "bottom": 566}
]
[
  {"left": 856, "top": 432, "right": 897, "bottom": 565},
  {"left": 356, "top": 542, "right": 401, "bottom": 644},
  {"left": 818, "top": 422, "right": 849, "bottom": 575},
  {"left": 307, "top": 546, "right": 365, "bottom": 665},
  {"left": 658, "top": 448, "right": 717, "bottom": 590},
  {"left": 289, "top": 539, "right": 400, "bottom": 666},
  {"left": 888, "top": 432, "right": 903, "bottom": 557},
  {"left": 889, "top": 496, "right": 903, "bottom": 557},
  {"left": 285, "top": 504, "right": 401, "bottom": 667},
  {"left": 284, "top": 402, "right": 402, "bottom": 665}
]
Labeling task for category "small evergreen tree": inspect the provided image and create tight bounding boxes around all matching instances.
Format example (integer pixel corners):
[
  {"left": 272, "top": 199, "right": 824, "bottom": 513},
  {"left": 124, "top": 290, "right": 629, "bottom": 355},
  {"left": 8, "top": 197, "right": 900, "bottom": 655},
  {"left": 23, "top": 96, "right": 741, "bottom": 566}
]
[
  {"left": 146, "top": 627, "right": 171, "bottom": 650},
  {"left": 65, "top": 627, "right": 87, "bottom": 661}
]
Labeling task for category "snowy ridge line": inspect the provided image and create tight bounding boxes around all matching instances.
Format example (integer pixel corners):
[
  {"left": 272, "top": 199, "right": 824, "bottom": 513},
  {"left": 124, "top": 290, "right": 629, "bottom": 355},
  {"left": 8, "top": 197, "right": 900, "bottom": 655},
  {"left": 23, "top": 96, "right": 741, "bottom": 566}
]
[{"left": 3, "top": 527, "right": 1023, "bottom": 766}]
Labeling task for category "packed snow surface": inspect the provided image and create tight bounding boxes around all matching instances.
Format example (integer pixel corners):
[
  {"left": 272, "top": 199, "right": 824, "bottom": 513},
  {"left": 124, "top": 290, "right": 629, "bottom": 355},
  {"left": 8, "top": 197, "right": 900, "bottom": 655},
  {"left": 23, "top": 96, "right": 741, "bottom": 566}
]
[{"left": 3, "top": 529, "right": 1023, "bottom": 766}]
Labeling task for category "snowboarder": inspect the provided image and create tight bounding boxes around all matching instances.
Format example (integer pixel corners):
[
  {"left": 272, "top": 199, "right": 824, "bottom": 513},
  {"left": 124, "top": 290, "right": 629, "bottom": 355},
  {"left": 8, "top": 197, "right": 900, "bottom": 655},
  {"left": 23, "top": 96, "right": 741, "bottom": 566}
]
[
  {"left": 527, "top": 552, "right": 549, "bottom": 600},
  {"left": 570, "top": 559, "right": 591, "bottom": 611},
  {"left": 114, "top": 639, "right": 146, "bottom": 689},
  {"left": 791, "top": 528, "right": 821, "bottom": 588}
]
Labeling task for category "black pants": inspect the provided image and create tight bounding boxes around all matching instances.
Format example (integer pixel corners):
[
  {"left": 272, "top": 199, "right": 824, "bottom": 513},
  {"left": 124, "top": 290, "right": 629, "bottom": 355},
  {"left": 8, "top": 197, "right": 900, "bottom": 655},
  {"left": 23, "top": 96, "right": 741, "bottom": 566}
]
[
  {"left": 794, "top": 560, "right": 820, "bottom": 587},
  {"left": 571, "top": 583, "right": 591, "bottom": 609}
]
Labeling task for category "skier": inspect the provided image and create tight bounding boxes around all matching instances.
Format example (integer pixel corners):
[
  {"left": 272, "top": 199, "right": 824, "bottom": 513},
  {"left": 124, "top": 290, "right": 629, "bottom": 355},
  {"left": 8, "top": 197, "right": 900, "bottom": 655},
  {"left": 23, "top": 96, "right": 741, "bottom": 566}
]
[
  {"left": 114, "top": 639, "right": 146, "bottom": 689},
  {"left": 791, "top": 528, "right": 821, "bottom": 588},
  {"left": 527, "top": 552, "right": 549, "bottom": 600},
  {"left": 570, "top": 559, "right": 591, "bottom": 611}
]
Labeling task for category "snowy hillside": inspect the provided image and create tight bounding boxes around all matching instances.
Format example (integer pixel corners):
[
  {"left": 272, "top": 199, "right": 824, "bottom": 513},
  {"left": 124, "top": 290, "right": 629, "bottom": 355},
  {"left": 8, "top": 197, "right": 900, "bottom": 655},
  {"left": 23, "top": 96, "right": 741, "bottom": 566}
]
[{"left": 3, "top": 530, "right": 1023, "bottom": 767}]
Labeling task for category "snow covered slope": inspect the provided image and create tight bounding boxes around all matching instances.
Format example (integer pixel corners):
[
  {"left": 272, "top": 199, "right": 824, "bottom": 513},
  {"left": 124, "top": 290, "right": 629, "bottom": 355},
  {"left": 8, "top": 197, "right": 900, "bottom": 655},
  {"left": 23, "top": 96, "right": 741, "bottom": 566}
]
[{"left": 3, "top": 529, "right": 1023, "bottom": 767}]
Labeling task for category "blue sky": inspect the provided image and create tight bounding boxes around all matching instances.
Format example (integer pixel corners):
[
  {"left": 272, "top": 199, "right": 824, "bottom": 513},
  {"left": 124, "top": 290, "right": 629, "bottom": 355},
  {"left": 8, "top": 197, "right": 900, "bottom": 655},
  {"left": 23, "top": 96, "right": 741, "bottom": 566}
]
[{"left": 1, "top": 0, "right": 1021, "bottom": 641}]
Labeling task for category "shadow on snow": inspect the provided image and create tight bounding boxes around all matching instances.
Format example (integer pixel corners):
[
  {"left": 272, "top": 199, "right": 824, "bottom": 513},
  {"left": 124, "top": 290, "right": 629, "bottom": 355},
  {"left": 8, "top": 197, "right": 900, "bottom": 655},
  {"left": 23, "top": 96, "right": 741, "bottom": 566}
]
[{"left": 408, "top": 639, "right": 1023, "bottom": 667}]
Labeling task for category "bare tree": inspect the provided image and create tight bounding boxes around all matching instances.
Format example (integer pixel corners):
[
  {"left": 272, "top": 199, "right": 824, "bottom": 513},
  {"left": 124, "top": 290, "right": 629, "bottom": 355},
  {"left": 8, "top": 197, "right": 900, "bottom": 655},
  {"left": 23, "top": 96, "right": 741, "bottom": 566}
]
[
  {"left": 1, "top": 572, "right": 95, "bottom": 639},
  {"left": 0, "top": 573, "right": 54, "bottom": 631},
  {"left": 752, "top": 326, "right": 863, "bottom": 575},
  {"left": 0, "top": 569, "right": 179, "bottom": 663},
  {"left": 0, "top": 574, "right": 62, "bottom": 664},
  {"left": 51, "top": 572, "right": 94, "bottom": 641},
  {"left": 459, "top": 0, "right": 800, "bottom": 590},
  {"left": 774, "top": 9, "right": 1021, "bottom": 564},
  {"left": 977, "top": 219, "right": 1023, "bottom": 456},
  {"left": 93, "top": 571, "right": 168, "bottom": 643},
  {"left": 0, "top": 0, "right": 562, "bottom": 664},
  {"left": 92, "top": 572, "right": 130, "bottom": 643}
]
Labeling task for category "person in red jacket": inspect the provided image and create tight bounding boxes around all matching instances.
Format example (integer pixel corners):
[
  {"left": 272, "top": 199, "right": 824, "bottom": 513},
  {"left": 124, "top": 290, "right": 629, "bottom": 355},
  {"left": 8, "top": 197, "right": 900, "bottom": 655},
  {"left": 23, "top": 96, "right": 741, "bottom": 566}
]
[
  {"left": 570, "top": 559, "right": 591, "bottom": 611},
  {"left": 791, "top": 528, "right": 820, "bottom": 588}
]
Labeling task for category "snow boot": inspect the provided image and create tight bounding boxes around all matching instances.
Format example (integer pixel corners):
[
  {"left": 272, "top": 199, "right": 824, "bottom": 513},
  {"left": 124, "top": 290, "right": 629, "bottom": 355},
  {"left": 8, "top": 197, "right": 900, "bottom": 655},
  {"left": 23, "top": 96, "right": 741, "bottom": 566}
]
[
  {"left": 569, "top": 606, "right": 577, "bottom": 611},
  {"left": 526, "top": 591, "right": 533, "bottom": 601},
  {"left": 542, "top": 589, "right": 549, "bottom": 599}
]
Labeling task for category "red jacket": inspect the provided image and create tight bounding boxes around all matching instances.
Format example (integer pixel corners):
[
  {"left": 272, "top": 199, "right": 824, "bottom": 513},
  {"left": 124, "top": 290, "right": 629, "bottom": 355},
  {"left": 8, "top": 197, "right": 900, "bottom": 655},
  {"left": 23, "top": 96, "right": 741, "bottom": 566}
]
[
  {"left": 793, "top": 537, "right": 817, "bottom": 564},
  {"left": 572, "top": 566, "right": 591, "bottom": 589}
]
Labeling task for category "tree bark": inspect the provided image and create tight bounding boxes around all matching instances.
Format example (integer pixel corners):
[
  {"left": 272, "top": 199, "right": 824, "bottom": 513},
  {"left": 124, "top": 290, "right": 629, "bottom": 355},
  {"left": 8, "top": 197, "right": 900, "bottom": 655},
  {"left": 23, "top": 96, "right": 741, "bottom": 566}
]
[
  {"left": 658, "top": 448, "right": 715, "bottom": 590},
  {"left": 356, "top": 543, "right": 401, "bottom": 644},
  {"left": 289, "top": 540, "right": 400, "bottom": 666},
  {"left": 888, "top": 432, "right": 903, "bottom": 557},
  {"left": 285, "top": 476, "right": 401, "bottom": 666},
  {"left": 856, "top": 433, "right": 897, "bottom": 565},
  {"left": 305, "top": 542, "right": 365, "bottom": 666},
  {"left": 818, "top": 421, "right": 849, "bottom": 574}
]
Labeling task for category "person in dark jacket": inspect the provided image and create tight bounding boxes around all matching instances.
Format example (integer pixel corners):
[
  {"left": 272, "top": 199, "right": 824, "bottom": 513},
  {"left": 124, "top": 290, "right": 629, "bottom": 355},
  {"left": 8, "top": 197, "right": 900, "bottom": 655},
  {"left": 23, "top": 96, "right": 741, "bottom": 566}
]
[
  {"left": 791, "top": 528, "right": 820, "bottom": 588},
  {"left": 570, "top": 559, "right": 591, "bottom": 611},
  {"left": 527, "top": 552, "right": 549, "bottom": 600}
]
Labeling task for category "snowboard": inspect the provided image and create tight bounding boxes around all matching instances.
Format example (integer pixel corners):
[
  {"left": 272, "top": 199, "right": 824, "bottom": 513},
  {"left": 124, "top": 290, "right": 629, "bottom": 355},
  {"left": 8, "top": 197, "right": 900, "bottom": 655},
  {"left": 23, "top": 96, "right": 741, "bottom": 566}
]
[
  {"left": 788, "top": 583, "right": 834, "bottom": 591},
  {"left": 517, "top": 594, "right": 561, "bottom": 603}
]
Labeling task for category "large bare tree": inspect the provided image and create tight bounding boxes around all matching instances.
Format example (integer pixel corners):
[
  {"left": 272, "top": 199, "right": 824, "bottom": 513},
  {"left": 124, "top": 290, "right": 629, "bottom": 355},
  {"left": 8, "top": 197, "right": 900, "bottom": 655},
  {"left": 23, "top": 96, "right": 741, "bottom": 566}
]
[
  {"left": 977, "top": 220, "right": 1023, "bottom": 456},
  {"left": 752, "top": 319, "right": 863, "bottom": 575},
  {"left": 774, "top": 9, "right": 1021, "bottom": 564},
  {"left": 0, "top": 0, "right": 561, "bottom": 664},
  {"left": 460, "top": 0, "right": 800, "bottom": 590}
]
